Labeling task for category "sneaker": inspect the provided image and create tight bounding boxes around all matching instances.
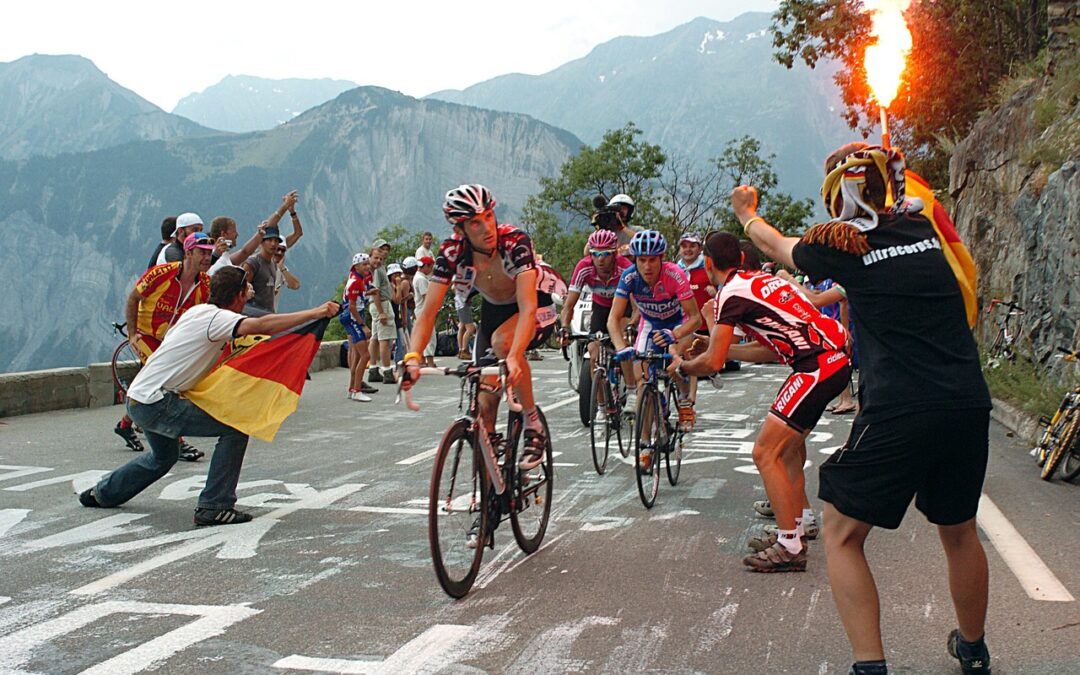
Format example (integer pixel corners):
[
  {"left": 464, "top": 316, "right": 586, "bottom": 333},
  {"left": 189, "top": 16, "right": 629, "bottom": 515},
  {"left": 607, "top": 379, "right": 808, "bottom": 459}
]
[
  {"left": 752, "top": 499, "right": 775, "bottom": 518},
  {"left": 762, "top": 521, "right": 819, "bottom": 540},
  {"left": 526, "top": 349, "right": 543, "bottom": 361},
  {"left": 350, "top": 391, "right": 372, "bottom": 402},
  {"left": 518, "top": 428, "right": 547, "bottom": 470},
  {"left": 78, "top": 488, "right": 102, "bottom": 508},
  {"left": 381, "top": 369, "right": 397, "bottom": 385},
  {"left": 114, "top": 422, "right": 144, "bottom": 452},
  {"left": 708, "top": 374, "right": 724, "bottom": 390},
  {"left": 347, "top": 388, "right": 357, "bottom": 399},
  {"left": 368, "top": 368, "right": 383, "bottom": 383},
  {"left": 194, "top": 507, "right": 254, "bottom": 527},
  {"left": 677, "top": 400, "right": 696, "bottom": 431},
  {"left": 178, "top": 440, "right": 204, "bottom": 462},
  {"left": 359, "top": 382, "right": 379, "bottom": 394},
  {"left": 947, "top": 629, "right": 991, "bottom": 674},
  {"left": 457, "top": 349, "right": 472, "bottom": 361},
  {"left": 742, "top": 541, "right": 807, "bottom": 573}
]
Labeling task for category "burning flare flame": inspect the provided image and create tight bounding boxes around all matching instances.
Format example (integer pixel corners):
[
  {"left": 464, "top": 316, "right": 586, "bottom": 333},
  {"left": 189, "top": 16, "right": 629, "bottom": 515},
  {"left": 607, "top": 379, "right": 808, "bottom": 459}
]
[{"left": 863, "top": 0, "right": 913, "bottom": 108}]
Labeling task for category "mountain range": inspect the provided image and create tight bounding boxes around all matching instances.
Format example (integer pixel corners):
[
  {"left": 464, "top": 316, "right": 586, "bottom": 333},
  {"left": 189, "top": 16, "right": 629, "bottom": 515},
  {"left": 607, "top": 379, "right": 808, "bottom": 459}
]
[
  {"left": 173, "top": 75, "right": 359, "bottom": 133},
  {"left": 1, "top": 11, "right": 857, "bottom": 374},
  {"left": 430, "top": 12, "right": 851, "bottom": 202}
]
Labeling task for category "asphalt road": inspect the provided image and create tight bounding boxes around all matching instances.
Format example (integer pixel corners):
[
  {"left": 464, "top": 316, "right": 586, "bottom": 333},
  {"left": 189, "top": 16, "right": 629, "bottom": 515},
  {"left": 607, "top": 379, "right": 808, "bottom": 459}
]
[{"left": 1, "top": 353, "right": 1078, "bottom": 674}]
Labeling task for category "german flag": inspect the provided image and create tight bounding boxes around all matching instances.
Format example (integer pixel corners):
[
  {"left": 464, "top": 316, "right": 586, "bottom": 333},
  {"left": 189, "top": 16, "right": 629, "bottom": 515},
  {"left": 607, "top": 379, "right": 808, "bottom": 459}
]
[
  {"left": 184, "top": 318, "right": 330, "bottom": 442},
  {"left": 904, "top": 170, "right": 978, "bottom": 328}
]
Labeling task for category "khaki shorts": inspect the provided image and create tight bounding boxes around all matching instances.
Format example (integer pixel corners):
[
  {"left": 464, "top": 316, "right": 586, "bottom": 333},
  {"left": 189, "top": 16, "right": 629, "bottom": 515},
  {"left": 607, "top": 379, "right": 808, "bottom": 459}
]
[{"left": 370, "top": 316, "right": 397, "bottom": 342}]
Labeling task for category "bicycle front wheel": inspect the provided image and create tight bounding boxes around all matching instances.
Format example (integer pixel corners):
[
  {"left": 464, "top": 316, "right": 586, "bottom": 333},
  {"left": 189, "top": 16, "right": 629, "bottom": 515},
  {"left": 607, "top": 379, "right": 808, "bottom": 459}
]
[
  {"left": 664, "top": 387, "right": 683, "bottom": 486},
  {"left": 511, "top": 408, "right": 553, "bottom": 554},
  {"left": 577, "top": 359, "right": 593, "bottom": 426},
  {"left": 1062, "top": 435, "right": 1080, "bottom": 481},
  {"left": 1040, "top": 409, "right": 1079, "bottom": 481},
  {"left": 589, "top": 369, "right": 612, "bottom": 475},
  {"left": 634, "top": 387, "right": 662, "bottom": 508},
  {"left": 429, "top": 419, "right": 486, "bottom": 599},
  {"left": 569, "top": 342, "right": 582, "bottom": 392}
]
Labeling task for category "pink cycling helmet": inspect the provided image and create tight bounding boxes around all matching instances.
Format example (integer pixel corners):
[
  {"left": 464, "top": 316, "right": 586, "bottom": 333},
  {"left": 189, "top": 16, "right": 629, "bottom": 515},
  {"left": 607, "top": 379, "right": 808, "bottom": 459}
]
[{"left": 587, "top": 229, "right": 619, "bottom": 251}]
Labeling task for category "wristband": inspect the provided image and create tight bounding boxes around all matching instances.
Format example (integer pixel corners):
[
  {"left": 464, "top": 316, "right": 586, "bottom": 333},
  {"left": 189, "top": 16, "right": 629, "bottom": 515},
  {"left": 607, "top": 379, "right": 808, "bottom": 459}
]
[
  {"left": 742, "top": 216, "right": 764, "bottom": 236},
  {"left": 289, "top": 210, "right": 298, "bottom": 217},
  {"left": 403, "top": 351, "right": 422, "bottom": 364}
]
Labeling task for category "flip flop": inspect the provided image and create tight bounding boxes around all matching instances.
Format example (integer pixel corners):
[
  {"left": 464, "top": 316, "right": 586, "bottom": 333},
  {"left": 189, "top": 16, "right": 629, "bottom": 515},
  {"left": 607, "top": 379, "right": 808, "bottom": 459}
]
[
  {"left": 825, "top": 404, "right": 838, "bottom": 413},
  {"left": 831, "top": 406, "right": 856, "bottom": 415}
]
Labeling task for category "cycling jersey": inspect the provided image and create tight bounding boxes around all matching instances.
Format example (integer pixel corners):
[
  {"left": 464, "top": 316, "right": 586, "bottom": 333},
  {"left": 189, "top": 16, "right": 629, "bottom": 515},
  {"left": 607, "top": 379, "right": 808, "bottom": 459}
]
[
  {"left": 342, "top": 270, "right": 368, "bottom": 313},
  {"left": 614, "top": 261, "right": 693, "bottom": 322},
  {"left": 134, "top": 262, "right": 210, "bottom": 351},
  {"left": 568, "top": 255, "right": 632, "bottom": 308},
  {"left": 431, "top": 224, "right": 537, "bottom": 303},
  {"left": 714, "top": 271, "right": 847, "bottom": 367}
]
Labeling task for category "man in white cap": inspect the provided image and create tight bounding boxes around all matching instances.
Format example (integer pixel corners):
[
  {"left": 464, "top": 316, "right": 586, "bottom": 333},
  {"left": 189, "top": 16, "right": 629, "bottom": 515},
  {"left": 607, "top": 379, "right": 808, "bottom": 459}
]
[
  {"left": 411, "top": 255, "right": 438, "bottom": 366},
  {"left": 157, "top": 213, "right": 204, "bottom": 265}
]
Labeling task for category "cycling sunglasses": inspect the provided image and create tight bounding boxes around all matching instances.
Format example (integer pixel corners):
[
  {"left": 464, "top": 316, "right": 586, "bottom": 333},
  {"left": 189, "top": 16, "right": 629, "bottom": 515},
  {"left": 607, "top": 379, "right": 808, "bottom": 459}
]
[{"left": 590, "top": 250, "right": 615, "bottom": 258}]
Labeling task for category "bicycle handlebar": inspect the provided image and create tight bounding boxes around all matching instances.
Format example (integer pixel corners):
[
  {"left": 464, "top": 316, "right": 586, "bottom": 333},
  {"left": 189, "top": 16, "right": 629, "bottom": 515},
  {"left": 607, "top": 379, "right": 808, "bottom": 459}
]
[
  {"left": 396, "top": 362, "right": 519, "bottom": 413},
  {"left": 987, "top": 299, "right": 1024, "bottom": 313}
]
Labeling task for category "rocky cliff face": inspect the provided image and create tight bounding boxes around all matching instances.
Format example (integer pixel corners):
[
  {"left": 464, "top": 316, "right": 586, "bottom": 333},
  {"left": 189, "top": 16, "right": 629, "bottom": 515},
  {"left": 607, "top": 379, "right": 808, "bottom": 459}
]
[
  {"left": 949, "top": 70, "right": 1079, "bottom": 363},
  {"left": 0, "top": 86, "right": 581, "bottom": 373}
]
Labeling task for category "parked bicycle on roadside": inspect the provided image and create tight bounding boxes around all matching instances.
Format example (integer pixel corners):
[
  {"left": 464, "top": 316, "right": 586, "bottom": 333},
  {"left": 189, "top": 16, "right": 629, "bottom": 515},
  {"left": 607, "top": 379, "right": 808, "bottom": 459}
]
[
  {"left": 985, "top": 299, "right": 1026, "bottom": 368},
  {"left": 1034, "top": 347, "right": 1080, "bottom": 482}
]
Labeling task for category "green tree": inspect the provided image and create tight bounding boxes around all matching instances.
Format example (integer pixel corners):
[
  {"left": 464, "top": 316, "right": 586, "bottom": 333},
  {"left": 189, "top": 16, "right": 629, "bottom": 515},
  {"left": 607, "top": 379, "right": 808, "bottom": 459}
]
[
  {"left": 371, "top": 223, "right": 423, "bottom": 264},
  {"left": 771, "top": 0, "right": 1048, "bottom": 185},
  {"left": 713, "top": 136, "right": 814, "bottom": 237}
]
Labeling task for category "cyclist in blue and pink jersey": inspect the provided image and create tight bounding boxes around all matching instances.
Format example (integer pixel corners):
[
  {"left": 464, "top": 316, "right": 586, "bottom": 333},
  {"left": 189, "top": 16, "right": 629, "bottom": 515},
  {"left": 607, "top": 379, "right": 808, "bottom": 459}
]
[{"left": 608, "top": 230, "right": 701, "bottom": 455}]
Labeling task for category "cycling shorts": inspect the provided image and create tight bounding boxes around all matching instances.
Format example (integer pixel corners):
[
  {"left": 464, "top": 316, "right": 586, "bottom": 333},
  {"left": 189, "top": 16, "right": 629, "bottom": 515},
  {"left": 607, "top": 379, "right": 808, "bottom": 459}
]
[
  {"left": 339, "top": 315, "right": 368, "bottom": 344},
  {"left": 474, "top": 296, "right": 555, "bottom": 362},
  {"left": 634, "top": 315, "right": 684, "bottom": 355},
  {"left": 769, "top": 350, "right": 851, "bottom": 433}
]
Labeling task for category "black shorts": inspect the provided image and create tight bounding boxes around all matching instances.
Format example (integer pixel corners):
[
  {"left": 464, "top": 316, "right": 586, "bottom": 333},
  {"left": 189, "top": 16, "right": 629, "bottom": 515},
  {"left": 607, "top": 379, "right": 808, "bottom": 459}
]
[
  {"left": 770, "top": 351, "right": 851, "bottom": 433},
  {"left": 818, "top": 407, "right": 990, "bottom": 529},
  {"left": 475, "top": 296, "right": 554, "bottom": 361},
  {"left": 589, "top": 304, "right": 611, "bottom": 334}
]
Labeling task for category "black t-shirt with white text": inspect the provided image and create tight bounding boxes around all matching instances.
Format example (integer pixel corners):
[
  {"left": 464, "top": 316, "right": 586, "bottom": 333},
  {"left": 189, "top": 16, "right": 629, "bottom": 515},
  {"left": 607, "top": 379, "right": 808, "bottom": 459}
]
[{"left": 792, "top": 212, "right": 990, "bottom": 424}]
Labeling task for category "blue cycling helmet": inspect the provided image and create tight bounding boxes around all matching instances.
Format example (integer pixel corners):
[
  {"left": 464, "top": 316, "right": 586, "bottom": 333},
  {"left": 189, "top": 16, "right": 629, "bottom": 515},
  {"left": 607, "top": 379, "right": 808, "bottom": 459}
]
[{"left": 629, "top": 229, "right": 666, "bottom": 257}]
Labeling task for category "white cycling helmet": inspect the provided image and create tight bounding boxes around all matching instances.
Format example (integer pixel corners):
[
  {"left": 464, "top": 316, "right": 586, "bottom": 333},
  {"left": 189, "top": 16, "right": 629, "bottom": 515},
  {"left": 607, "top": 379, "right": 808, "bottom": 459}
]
[
  {"left": 443, "top": 184, "right": 497, "bottom": 225},
  {"left": 607, "top": 193, "right": 635, "bottom": 220},
  {"left": 352, "top": 252, "right": 370, "bottom": 266}
]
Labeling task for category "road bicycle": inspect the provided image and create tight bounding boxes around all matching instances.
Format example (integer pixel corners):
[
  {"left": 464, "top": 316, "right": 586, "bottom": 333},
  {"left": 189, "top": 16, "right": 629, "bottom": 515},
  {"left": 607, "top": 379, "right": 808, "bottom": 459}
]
[
  {"left": 563, "top": 333, "right": 597, "bottom": 427},
  {"left": 399, "top": 358, "right": 553, "bottom": 598},
  {"left": 985, "top": 299, "right": 1026, "bottom": 368},
  {"left": 109, "top": 322, "right": 142, "bottom": 403},
  {"left": 1035, "top": 348, "right": 1080, "bottom": 482},
  {"left": 587, "top": 333, "right": 630, "bottom": 475},
  {"left": 628, "top": 351, "right": 686, "bottom": 508}
]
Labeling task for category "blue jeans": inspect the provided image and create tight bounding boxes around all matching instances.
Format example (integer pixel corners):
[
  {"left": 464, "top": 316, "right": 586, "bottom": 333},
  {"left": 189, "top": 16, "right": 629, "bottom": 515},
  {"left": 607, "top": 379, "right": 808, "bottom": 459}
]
[{"left": 94, "top": 393, "right": 249, "bottom": 511}]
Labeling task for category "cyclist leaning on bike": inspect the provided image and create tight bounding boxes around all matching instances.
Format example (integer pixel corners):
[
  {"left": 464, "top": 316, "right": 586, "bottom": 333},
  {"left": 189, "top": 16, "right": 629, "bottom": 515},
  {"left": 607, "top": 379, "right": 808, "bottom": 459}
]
[
  {"left": 401, "top": 184, "right": 558, "bottom": 470},
  {"left": 558, "top": 229, "right": 635, "bottom": 385},
  {"left": 608, "top": 230, "right": 702, "bottom": 435}
]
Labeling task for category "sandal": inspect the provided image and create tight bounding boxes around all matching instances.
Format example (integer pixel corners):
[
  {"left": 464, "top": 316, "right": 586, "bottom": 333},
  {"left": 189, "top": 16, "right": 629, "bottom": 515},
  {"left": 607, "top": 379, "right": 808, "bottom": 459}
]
[{"left": 831, "top": 405, "right": 856, "bottom": 415}]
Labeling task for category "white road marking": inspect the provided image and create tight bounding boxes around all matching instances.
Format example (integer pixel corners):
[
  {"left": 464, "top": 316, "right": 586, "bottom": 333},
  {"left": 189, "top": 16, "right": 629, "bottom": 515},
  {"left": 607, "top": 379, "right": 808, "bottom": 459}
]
[
  {"left": 0, "top": 508, "right": 30, "bottom": 538},
  {"left": 274, "top": 624, "right": 473, "bottom": 674},
  {"left": 543, "top": 394, "right": 583, "bottom": 412},
  {"left": 580, "top": 517, "right": 634, "bottom": 532},
  {"left": 26, "top": 513, "right": 151, "bottom": 550},
  {"left": 396, "top": 445, "right": 439, "bottom": 466},
  {"left": 977, "top": 494, "right": 1075, "bottom": 602},
  {"left": 349, "top": 506, "right": 428, "bottom": 515},
  {"left": 0, "top": 600, "right": 259, "bottom": 674},
  {"left": 0, "top": 465, "right": 53, "bottom": 484},
  {"left": 3, "top": 470, "right": 107, "bottom": 493},
  {"left": 0, "top": 596, "right": 9, "bottom": 606},
  {"left": 649, "top": 509, "right": 700, "bottom": 521}
]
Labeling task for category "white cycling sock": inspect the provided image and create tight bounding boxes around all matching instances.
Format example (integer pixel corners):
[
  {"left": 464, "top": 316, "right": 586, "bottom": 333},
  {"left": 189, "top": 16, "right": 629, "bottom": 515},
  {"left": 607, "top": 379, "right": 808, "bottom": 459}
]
[
  {"left": 795, "top": 517, "right": 805, "bottom": 538},
  {"left": 777, "top": 529, "right": 802, "bottom": 554}
]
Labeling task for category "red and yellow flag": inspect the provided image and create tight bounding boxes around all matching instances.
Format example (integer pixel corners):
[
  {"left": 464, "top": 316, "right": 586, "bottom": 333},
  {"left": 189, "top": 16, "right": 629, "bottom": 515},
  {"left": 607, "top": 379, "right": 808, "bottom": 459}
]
[
  {"left": 904, "top": 171, "right": 978, "bottom": 328},
  {"left": 184, "top": 318, "right": 329, "bottom": 442}
]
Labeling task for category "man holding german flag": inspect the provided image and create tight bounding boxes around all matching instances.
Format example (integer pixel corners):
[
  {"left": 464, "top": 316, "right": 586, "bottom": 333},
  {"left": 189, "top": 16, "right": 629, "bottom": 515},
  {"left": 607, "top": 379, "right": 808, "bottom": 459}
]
[{"left": 79, "top": 266, "right": 340, "bottom": 526}]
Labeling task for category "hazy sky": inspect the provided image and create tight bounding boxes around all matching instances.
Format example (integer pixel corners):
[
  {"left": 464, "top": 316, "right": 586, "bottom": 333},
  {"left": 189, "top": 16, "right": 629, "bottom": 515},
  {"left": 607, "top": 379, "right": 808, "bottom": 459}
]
[{"left": 8, "top": 0, "right": 777, "bottom": 111}]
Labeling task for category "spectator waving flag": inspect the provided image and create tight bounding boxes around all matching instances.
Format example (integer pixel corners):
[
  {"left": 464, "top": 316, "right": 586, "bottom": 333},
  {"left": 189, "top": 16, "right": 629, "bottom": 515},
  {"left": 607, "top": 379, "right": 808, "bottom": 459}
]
[
  {"left": 904, "top": 170, "right": 978, "bottom": 328},
  {"left": 184, "top": 318, "right": 330, "bottom": 441}
]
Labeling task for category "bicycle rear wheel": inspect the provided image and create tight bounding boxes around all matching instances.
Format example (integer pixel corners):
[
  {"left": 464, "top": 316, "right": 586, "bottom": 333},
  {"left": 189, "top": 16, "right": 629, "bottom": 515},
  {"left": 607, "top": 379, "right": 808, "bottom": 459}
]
[
  {"left": 664, "top": 387, "right": 683, "bottom": 486},
  {"left": 1040, "top": 409, "right": 1079, "bottom": 481},
  {"left": 110, "top": 339, "right": 142, "bottom": 400},
  {"left": 429, "top": 419, "right": 486, "bottom": 598},
  {"left": 511, "top": 408, "right": 553, "bottom": 553},
  {"left": 569, "top": 342, "right": 582, "bottom": 392},
  {"left": 634, "top": 387, "right": 662, "bottom": 509},
  {"left": 577, "top": 359, "right": 592, "bottom": 426}
]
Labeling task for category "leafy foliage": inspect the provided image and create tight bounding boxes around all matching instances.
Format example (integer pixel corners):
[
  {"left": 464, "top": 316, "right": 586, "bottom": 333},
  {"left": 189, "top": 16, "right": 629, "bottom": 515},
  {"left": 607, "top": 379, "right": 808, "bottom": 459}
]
[
  {"left": 523, "top": 127, "right": 813, "bottom": 277},
  {"left": 771, "top": 0, "right": 1048, "bottom": 185}
]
